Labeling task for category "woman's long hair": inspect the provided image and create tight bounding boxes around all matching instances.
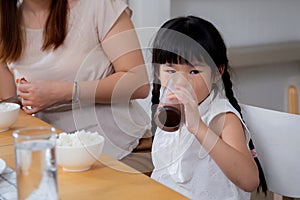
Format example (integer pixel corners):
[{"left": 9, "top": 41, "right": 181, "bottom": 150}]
[
  {"left": 0, "top": 0, "right": 68, "bottom": 63},
  {"left": 151, "top": 16, "right": 267, "bottom": 194}
]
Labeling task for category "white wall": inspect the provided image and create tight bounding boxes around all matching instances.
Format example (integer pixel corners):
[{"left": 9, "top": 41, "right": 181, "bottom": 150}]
[
  {"left": 129, "top": 0, "right": 170, "bottom": 28},
  {"left": 128, "top": 0, "right": 300, "bottom": 113},
  {"left": 171, "top": 0, "right": 300, "bottom": 47},
  {"left": 232, "top": 64, "right": 300, "bottom": 112},
  {"left": 130, "top": 0, "right": 300, "bottom": 47}
]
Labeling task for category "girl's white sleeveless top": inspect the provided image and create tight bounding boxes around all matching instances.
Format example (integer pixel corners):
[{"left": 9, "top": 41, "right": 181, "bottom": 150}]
[{"left": 151, "top": 91, "right": 251, "bottom": 200}]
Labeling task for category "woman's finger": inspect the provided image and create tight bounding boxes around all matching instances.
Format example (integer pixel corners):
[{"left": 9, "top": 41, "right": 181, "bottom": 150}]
[
  {"left": 18, "top": 92, "right": 33, "bottom": 100},
  {"left": 17, "top": 83, "right": 31, "bottom": 93},
  {"left": 22, "top": 106, "right": 37, "bottom": 114},
  {"left": 21, "top": 99, "right": 34, "bottom": 107}
]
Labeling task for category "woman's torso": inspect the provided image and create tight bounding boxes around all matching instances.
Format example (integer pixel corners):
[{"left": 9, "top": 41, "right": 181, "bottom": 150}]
[
  {"left": 7, "top": 0, "right": 150, "bottom": 160},
  {"left": 8, "top": 0, "right": 115, "bottom": 82}
]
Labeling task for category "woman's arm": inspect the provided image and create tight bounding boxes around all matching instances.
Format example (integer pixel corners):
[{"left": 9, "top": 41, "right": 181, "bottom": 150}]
[
  {"left": 60, "top": 11, "right": 149, "bottom": 103},
  {"left": 86, "top": 10, "right": 149, "bottom": 103},
  {"left": 0, "top": 63, "right": 16, "bottom": 100}
]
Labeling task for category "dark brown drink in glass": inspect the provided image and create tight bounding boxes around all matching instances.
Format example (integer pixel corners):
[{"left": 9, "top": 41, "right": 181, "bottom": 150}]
[{"left": 154, "top": 105, "right": 182, "bottom": 132}]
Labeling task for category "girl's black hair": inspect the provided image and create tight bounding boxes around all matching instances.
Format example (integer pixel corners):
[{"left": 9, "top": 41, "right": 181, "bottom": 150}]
[{"left": 151, "top": 15, "right": 267, "bottom": 194}]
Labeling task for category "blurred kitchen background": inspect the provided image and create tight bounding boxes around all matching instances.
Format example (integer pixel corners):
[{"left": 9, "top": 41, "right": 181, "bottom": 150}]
[{"left": 128, "top": 0, "right": 300, "bottom": 114}]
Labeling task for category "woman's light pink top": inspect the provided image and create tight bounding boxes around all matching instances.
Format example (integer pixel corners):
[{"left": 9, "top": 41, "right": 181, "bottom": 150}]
[{"left": 7, "top": 0, "right": 150, "bottom": 160}]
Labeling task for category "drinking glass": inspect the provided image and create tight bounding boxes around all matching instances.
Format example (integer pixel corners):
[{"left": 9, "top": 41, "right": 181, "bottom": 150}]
[
  {"left": 154, "top": 74, "right": 193, "bottom": 132},
  {"left": 13, "top": 127, "right": 58, "bottom": 200}
]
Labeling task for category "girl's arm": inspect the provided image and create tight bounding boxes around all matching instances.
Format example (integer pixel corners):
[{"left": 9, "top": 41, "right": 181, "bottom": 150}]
[
  {"left": 195, "top": 113, "right": 259, "bottom": 192},
  {"left": 0, "top": 63, "right": 16, "bottom": 99},
  {"left": 19, "top": 11, "right": 149, "bottom": 114},
  {"left": 170, "top": 85, "right": 259, "bottom": 192}
]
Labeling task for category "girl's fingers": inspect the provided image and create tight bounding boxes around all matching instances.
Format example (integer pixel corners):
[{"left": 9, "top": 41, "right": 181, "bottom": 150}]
[
  {"left": 175, "top": 85, "right": 197, "bottom": 99},
  {"left": 169, "top": 87, "right": 196, "bottom": 105},
  {"left": 168, "top": 91, "right": 188, "bottom": 104}
]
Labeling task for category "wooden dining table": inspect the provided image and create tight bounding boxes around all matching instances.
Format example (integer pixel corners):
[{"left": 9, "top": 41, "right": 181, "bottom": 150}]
[{"left": 0, "top": 110, "right": 187, "bottom": 199}]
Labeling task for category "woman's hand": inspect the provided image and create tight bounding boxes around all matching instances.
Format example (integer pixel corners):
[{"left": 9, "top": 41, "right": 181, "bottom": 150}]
[
  {"left": 168, "top": 85, "right": 204, "bottom": 135},
  {"left": 17, "top": 79, "right": 72, "bottom": 114}
]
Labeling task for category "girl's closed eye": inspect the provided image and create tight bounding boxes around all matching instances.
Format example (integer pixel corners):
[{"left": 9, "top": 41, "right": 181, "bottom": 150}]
[{"left": 165, "top": 69, "right": 176, "bottom": 74}]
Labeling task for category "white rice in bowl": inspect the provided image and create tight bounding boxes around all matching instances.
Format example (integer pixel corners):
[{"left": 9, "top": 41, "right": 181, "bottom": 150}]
[
  {"left": 0, "top": 103, "right": 20, "bottom": 112},
  {"left": 57, "top": 130, "right": 104, "bottom": 147}
]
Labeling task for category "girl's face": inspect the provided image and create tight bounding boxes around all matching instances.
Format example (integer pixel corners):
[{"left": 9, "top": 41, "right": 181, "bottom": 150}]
[{"left": 159, "top": 62, "right": 213, "bottom": 104}]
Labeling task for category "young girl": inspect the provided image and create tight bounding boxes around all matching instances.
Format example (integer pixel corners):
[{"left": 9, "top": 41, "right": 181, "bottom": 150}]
[{"left": 151, "top": 16, "right": 261, "bottom": 199}]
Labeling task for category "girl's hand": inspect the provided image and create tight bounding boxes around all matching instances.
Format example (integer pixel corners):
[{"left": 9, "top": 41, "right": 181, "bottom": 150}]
[
  {"left": 17, "top": 79, "right": 69, "bottom": 114},
  {"left": 168, "top": 85, "right": 204, "bottom": 134}
]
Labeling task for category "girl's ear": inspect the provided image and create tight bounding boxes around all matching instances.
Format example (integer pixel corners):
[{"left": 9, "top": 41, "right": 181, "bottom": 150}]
[
  {"left": 218, "top": 64, "right": 225, "bottom": 75},
  {"left": 213, "top": 64, "right": 225, "bottom": 83}
]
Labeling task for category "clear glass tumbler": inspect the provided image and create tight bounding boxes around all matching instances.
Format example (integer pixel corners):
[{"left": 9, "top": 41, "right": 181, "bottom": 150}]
[
  {"left": 13, "top": 127, "right": 58, "bottom": 200},
  {"left": 154, "top": 74, "right": 193, "bottom": 132}
]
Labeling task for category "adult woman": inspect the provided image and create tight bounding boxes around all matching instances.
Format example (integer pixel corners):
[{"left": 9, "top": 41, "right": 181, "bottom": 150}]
[{"left": 0, "top": 0, "right": 151, "bottom": 169}]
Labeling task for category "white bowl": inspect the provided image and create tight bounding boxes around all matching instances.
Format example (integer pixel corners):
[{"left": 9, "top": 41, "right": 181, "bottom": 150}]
[
  {"left": 56, "top": 137, "right": 104, "bottom": 172},
  {"left": 0, "top": 102, "right": 20, "bottom": 132}
]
